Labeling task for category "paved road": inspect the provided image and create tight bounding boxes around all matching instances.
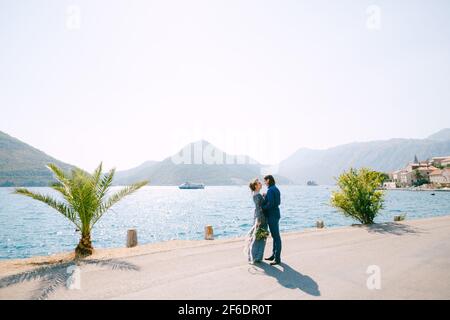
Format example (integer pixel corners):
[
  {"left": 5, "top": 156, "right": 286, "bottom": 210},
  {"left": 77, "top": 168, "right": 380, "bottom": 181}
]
[{"left": 1, "top": 216, "right": 450, "bottom": 299}]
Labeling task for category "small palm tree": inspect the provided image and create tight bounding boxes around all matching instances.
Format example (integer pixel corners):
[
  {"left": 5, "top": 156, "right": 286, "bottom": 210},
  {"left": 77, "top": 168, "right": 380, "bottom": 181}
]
[{"left": 15, "top": 163, "right": 148, "bottom": 257}]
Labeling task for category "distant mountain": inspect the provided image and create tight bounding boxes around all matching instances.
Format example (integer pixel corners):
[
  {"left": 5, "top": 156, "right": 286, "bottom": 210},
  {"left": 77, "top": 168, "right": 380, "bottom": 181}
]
[
  {"left": 0, "top": 131, "right": 73, "bottom": 187},
  {"left": 115, "top": 140, "right": 291, "bottom": 186},
  {"left": 113, "top": 160, "right": 158, "bottom": 184},
  {"left": 4, "top": 128, "right": 450, "bottom": 187},
  {"left": 427, "top": 128, "right": 450, "bottom": 142},
  {"left": 278, "top": 129, "right": 450, "bottom": 185}
]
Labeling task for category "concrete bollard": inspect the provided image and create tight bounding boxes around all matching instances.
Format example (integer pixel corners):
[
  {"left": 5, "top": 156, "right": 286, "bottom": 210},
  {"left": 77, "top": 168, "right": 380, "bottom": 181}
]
[
  {"left": 126, "top": 229, "right": 138, "bottom": 248},
  {"left": 204, "top": 225, "right": 214, "bottom": 240},
  {"left": 316, "top": 220, "right": 324, "bottom": 229}
]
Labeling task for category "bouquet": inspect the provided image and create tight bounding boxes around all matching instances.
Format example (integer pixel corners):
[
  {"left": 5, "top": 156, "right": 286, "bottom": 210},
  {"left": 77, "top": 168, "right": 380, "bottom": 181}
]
[{"left": 255, "top": 227, "right": 270, "bottom": 241}]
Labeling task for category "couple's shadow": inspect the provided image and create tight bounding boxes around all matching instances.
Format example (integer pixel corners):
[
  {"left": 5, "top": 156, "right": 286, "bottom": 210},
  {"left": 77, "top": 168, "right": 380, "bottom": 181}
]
[{"left": 253, "top": 262, "right": 320, "bottom": 297}]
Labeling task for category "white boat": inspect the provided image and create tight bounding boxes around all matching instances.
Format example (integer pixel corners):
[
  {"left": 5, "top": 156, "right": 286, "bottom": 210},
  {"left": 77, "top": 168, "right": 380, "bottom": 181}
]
[{"left": 178, "top": 182, "right": 205, "bottom": 189}]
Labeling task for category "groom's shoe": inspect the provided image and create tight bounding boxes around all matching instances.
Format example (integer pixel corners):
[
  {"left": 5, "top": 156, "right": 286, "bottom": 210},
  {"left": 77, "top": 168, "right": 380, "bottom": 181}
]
[
  {"left": 264, "top": 256, "right": 275, "bottom": 261},
  {"left": 270, "top": 260, "right": 281, "bottom": 266}
]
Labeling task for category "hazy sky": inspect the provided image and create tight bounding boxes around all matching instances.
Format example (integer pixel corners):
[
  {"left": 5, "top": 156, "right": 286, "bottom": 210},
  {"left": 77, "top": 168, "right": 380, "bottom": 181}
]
[{"left": 1, "top": 0, "right": 449, "bottom": 171}]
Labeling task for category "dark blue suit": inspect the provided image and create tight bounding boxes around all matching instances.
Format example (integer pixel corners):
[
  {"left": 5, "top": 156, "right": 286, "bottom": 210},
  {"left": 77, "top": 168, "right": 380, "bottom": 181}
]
[{"left": 262, "top": 184, "right": 282, "bottom": 262}]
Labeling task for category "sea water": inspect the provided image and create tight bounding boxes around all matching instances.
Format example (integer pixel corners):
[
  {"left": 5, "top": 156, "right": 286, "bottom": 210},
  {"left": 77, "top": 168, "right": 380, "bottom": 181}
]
[{"left": 1, "top": 186, "right": 449, "bottom": 260}]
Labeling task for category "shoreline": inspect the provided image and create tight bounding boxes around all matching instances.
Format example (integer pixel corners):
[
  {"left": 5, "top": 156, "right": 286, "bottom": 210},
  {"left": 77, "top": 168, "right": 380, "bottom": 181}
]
[
  {"left": 383, "top": 187, "right": 450, "bottom": 192},
  {"left": 1, "top": 214, "right": 449, "bottom": 277},
  {"left": 0, "top": 238, "right": 241, "bottom": 277},
  {"left": 1, "top": 215, "right": 450, "bottom": 299}
]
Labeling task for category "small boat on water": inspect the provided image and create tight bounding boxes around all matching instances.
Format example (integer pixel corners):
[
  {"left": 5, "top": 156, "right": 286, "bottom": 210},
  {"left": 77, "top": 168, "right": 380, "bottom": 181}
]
[
  {"left": 178, "top": 182, "right": 205, "bottom": 189},
  {"left": 307, "top": 180, "right": 318, "bottom": 186}
]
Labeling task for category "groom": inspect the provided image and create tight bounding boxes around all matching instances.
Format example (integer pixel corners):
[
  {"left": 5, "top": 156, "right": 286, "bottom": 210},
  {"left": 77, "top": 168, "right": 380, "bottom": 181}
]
[{"left": 262, "top": 175, "right": 282, "bottom": 265}]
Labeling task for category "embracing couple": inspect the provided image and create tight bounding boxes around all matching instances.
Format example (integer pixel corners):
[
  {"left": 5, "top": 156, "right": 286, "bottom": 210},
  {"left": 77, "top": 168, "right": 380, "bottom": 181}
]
[{"left": 245, "top": 175, "right": 282, "bottom": 266}]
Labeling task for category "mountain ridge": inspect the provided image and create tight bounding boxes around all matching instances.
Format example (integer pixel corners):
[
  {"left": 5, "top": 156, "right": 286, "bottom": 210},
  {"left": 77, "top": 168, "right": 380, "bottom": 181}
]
[
  {"left": 278, "top": 131, "right": 450, "bottom": 184},
  {"left": 0, "top": 131, "right": 73, "bottom": 186},
  {"left": 114, "top": 140, "right": 291, "bottom": 186},
  {"left": 427, "top": 128, "right": 450, "bottom": 141},
  {"left": 1, "top": 128, "right": 449, "bottom": 186}
]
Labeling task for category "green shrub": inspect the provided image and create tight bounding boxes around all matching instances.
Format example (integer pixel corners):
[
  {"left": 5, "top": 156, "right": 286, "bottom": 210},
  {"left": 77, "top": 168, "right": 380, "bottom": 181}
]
[{"left": 331, "top": 168, "right": 385, "bottom": 224}]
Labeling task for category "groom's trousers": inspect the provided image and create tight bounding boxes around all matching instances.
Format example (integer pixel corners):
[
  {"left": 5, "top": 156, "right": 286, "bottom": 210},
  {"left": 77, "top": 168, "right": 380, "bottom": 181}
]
[{"left": 268, "top": 216, "right": 282, "bottom": 262}]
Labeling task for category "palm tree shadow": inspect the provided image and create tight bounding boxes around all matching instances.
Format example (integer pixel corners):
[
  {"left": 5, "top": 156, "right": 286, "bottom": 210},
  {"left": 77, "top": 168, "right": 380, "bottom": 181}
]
[
  {"left": 257, "top": 263, "right": 320, "bottom": 297},
  {"left": 0, "top": 258, "right": 139, "bottom": 300}
]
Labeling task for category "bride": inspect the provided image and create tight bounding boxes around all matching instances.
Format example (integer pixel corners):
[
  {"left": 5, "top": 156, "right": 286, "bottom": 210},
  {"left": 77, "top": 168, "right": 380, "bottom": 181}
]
[{"left": 245, "top": 178, "right": 269, "bottom": 264}]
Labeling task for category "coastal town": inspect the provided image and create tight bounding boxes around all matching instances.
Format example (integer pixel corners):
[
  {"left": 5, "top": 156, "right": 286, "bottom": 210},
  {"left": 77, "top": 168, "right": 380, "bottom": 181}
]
[{"left": 384, "top": 156, "right": 450, "bottom": 189}]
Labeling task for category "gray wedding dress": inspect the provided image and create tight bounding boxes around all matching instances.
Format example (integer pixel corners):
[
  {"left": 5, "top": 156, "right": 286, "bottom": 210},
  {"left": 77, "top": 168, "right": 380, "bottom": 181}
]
[{"left": 247, "top": 193, "right": 268, "bottom": 263}]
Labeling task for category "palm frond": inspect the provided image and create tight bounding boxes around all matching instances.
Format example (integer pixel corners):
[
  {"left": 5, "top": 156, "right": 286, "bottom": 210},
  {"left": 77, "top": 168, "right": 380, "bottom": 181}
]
[
  {"left": 14, "top": 188, "right": 80, "bottom": 229},
  {"left": 67, "top": 170, "right": 100, "bottom": 233},
  {"left": 50, "top": 182, "right": 71, "bottom": 198},
  {"left": 96, "top": 168, "right": 115, "bottom": 202},
  {"left": 93, "top": 180, "right": 147, "bottom": 226},
  {"left": 47, "top": 163, "right": 69, "bottom": 185},
  {"left": 92, "top": 162, "right": 103, "bottom": 184}
]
